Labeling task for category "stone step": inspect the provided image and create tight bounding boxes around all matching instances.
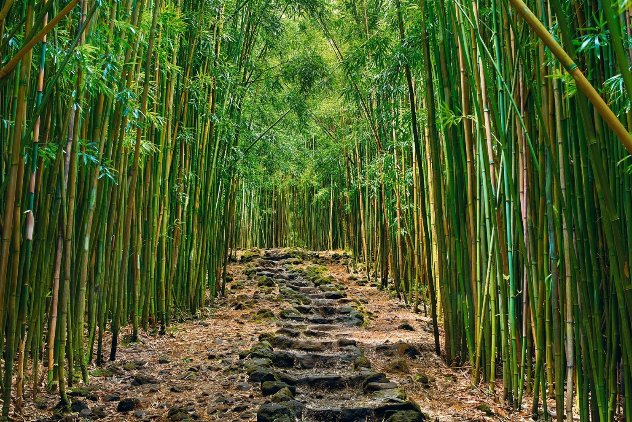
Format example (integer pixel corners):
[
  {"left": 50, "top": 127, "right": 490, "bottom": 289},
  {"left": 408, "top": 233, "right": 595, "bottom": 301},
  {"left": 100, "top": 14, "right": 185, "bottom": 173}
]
[
  {"left": 270, "top": 349, "right": 359, "bottom": 369},
  {"left": 299, "top": 388, "right": 424, "bottom": 422},
  {"left": 276, "top": 369, "right": 389, "bottom": 390},
  {"left": 262, "top": 334, "right": 335, "bottom": 352}
]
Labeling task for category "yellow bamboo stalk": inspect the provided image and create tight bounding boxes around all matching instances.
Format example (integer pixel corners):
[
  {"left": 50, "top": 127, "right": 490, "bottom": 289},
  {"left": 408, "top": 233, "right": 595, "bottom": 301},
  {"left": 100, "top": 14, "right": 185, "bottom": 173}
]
[
  {"left": 0, "top": 0, "right": 79, "bottom": 80},
  {"left": 508, "top": 0, "right": 632, "bottom": 155}
]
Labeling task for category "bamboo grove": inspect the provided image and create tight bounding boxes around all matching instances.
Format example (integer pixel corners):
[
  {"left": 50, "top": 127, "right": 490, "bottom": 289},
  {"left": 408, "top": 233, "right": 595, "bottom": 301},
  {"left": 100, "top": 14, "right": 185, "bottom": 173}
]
[
  {"left": 234, "top": 0, "right": 632, "bottom": 420},
  {"left": 0, "top": 0, "right": 327, "bottom": 417},
  {"left": 1, "top": 0, "right": 632, "bottom": 421}
]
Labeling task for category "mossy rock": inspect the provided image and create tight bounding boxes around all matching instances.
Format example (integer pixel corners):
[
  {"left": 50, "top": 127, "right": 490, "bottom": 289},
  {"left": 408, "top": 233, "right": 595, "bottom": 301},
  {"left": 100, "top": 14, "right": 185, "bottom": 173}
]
[
  {"left": 279, "top": 308, "right": 302, "bottom": 319},
  {"left": 244, "top": 265, "right": 258, "bottom": 277},
  {"left": 241, "top": 249, "right": 262, "bottom": 263},
  {"left": 270, "top": 387, "right": 294, "bottom": 403},
  {"left": 69, "top": 387, "right": 98, "bottom": 401},
  {"left": 253, "top": 308, "right": 275, "bottom": 321},
  {"left": 386, "top": 358, "right": 410, "bottom": 374},
  {"left": 257, "top": 276, "right": 275, "bottom": 287},
  {"left": 90, "top": 368, "right": 115, "bottom": 377},
  {"left": 476, "top": 403, "right": 494, "bottom": 416},
  {"left": 373, "top": 387, "right": 407, "bottom": 401},
  {"left": 261, "top": 380, "right": 296, "bottom": 397},
  {"left": 240, "top": 341, "right": 274, "bottom": 360},
  {"left": 412, "top": 373, "right": 433, "bottom": 387},
  {"left": 354, "top": 354, "right": 372, "bottom": 369},
  {"left": 230, "top": 281, "right": 245, "bottom": 291},
  {"left": 122, "top": 360, "right": 145, "bottom": 371}
]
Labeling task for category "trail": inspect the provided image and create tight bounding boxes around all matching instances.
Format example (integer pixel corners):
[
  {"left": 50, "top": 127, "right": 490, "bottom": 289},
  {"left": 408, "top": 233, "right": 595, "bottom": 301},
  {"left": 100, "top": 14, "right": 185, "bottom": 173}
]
[
  {"left": 243, "top": 250, "right": 424, "bottom": 421},
  {"left": 28, "top": 249, "right": 517, "bottom": 421}
]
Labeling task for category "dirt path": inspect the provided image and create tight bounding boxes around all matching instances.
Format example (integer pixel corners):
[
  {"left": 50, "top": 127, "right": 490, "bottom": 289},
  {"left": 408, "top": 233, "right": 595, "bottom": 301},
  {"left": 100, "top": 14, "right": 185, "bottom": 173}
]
[{"left": 27, "top": 249, "right": 522, "bottom": 422}]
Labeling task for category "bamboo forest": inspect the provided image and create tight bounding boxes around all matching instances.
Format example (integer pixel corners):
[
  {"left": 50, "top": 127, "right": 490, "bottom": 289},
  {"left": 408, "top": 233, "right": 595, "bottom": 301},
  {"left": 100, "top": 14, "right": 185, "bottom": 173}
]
[{"left": 1, "top": 0, "right": 632, "bottom": 420}]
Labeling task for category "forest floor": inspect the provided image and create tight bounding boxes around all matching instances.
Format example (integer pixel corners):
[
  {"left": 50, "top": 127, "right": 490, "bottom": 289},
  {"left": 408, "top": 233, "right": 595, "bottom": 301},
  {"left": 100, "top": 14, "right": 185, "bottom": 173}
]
[{"left": 25, "top": 249, "right": 536, "bottom": 422}]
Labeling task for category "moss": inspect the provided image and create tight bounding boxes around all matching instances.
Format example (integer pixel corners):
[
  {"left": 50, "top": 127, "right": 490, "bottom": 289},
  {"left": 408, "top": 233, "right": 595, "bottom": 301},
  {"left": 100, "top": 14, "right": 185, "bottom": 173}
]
[
  {"left": 90, "top": 368, "right": 115, "bottom": 377},
  {"left": 354, "top": 354, "right": 372, "bottom": 369},
  {"left": 257, "top": 276, "right": 275, "bottom": 287},
  {"left": 413, "top": 373, "right": 433, "bottom": 387},
  {"left": 241, "top": 249, "right": 262, "bottom": 262},
  {"left": 476, "top": 403, "right": 494, "bottom": 416},
  {"left": 253, "top": 308, "right": 275, "bottom": 321}
]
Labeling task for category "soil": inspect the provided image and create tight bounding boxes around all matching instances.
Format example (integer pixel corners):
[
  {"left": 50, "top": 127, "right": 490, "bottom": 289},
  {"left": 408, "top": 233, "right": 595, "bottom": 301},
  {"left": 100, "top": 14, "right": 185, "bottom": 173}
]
[{"left": 20, "top": 249, "right": 538, "bottom": 422}]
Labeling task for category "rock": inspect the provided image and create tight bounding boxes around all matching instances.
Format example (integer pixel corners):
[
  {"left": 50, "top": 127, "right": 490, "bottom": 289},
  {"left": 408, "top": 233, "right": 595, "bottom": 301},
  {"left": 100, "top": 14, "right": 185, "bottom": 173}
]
[
  {"left": 397, "top": 323, "right": 415, "bottom": 331},
  {"left": 133, "top": 410, "right": 146, "bottom": 418},
  {"left": 250, "top": 357, "right": 273, "bottom": 367},
  {"left": 236, "top": 383, "right": 251, "bottom": 391},
  {"left": 373, "top": 388, "right": 408, "bottom": 402},
  {"left": 354, "top": 355, "right": 372, "bottom": 369},
  {"left": 396, "top": 342, "right": 420, "bottom": 359},
  {"left": 248, "top": 367, "right": 277, "bottom": 383},
  {"left": 79, "top": 408, "right": 92, "bottom": 417},
  {"left": 298, "top": 375, "right": 344, "bottom": 389},
  {"left": 233, "top": 404, "right": 249, "bottom": 412},
  {"left": 69, "top": 387, "right": 98, "bottom": 401},
  {"left": 386, "top": 358, "right": 411, "bottom": 374},
  {"left": 167, "top": 406, "right": 194, "bottom": 421},
  {"left": 296, "top": 354, "right": 316, "bottom": 369},
  {"left": 117, "top": 398, "right": 141, "bottom": 412},
  {"left": 241, "top": 341, "right": 274, "bottom": 360},
  {"left": 340, "top": 313, "right": 364, "bottom": 326},
  {"left": 270, "top": 387, "right": 294, "bottom": 403},
  {"left": 255, "top": 308, "right": 276, "bottom": 319},
  {"left": 365, "top": 382, "right": 399, "bottom": 391},
  {"left": 413, "top": 373, "right": 433, "bottom": 387},
  {"left": 352, "top": 370, "right": 388, "bottom": 387},
  {"left": 377, "top": 342, "right": 419, "bottom": 358},
  {"left": 264, "top": 335, "right": 294, "bottom": 349},
  {"left": 324, "top": 291, "right": 344, "bottom": 299},
  {"left": 337, "top": 306, "right": 355, "bottom": 314},
  {"left": 261, "top": 381, "right": 296, "bottom": 396},
  {"left": 257, "top": 277, "right": 275, "bottom": 288},
  {"left": 170, "top": 386, "right": 185, "bottom": 393},
  {"left": 92, "top": 406, "right": 107, "bottom": 419},
  {"left": 256, "top": 403, "right": 294, "bottom": 422},
  {"left": 158, "top": 356, "right": 171, "bottom": 364},
  {"left": 306, "top": 407, "right": 371, "bottom": 421},
  {"left": 279, "top": 309, "right": 304, "bottom": 321},
  {"left": 309, "top": 316, "right": 334, "bottom": 325},
  {"left": 123, "top": 360, "right": 146, "bottom": 371},
  {"left": 70, "top": 400, "right": 89, "bottom": 413},
  {"left": 476, "top": 403, "right": 494, "bottom": 416},
  {"left": 386, "top": 410, "right": 427, "bottom": 422},
  {"left": 337, "top": 338, "right": 357, "bottom": 347},
  {"left": 131, "top": 374, "right": 158, "bottom": 386},
  {"left": 294, "top": 305, "right": 313, "bottom": 314},
  {"left": 275, "top": 327, "right": 300, "bottom": 337},
  {"left": 294, "top": 340, "right": 326, "bottom": 352},
  {"left": 271, "top": 351, "right": 295, "bottom": 368},
  {"left": 276, "top": 372, "right": 298, "bottom": 386},
  {"left": 280, "top": 400, "right": 304, "bottom": 418},
  {"left": 105, "top": 394, "right": 121, "bottom": 402}
]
